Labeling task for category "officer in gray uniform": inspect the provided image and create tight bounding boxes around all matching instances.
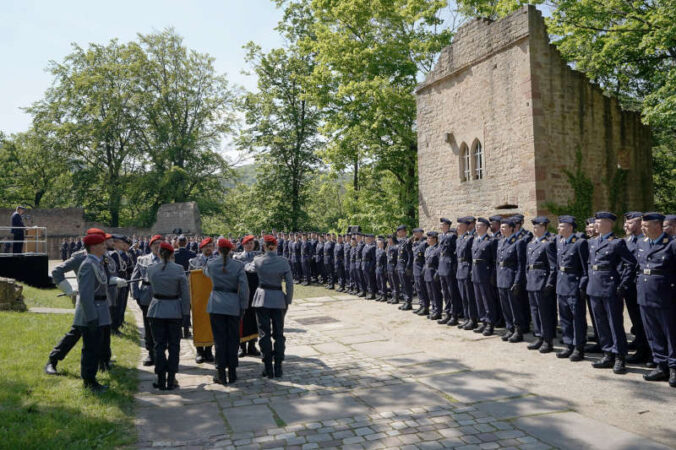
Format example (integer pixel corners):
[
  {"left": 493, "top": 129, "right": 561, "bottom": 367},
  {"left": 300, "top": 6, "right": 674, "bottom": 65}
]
[
  {"left": 147, "top": 242, "right": 190, "bottom": 390},
  {"left": 252, "top": 235, "right": 294, "bottom": 378},
  {"left": 131, "top": 234, "right": 163, "bottom": 366},
  {"left": 205, "top": 238, "right": 249, "bottom": 384}
]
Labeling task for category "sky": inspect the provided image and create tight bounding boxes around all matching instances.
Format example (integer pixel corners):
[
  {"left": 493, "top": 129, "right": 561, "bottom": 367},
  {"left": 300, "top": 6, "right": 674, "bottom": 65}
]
[{"left": 0, "top": 0, "right": 285, "bottom": 136}]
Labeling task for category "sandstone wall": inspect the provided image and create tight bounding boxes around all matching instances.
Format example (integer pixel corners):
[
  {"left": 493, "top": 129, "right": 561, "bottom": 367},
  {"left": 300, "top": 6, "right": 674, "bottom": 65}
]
[{"left": 151, "top": 202, "right": 201, "bottom": 235}]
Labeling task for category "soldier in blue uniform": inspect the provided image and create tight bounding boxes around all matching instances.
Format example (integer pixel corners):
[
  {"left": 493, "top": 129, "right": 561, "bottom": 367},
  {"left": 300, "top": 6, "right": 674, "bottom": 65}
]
[
  {"left": 556, "top": 216, "right": 589, "bottom": 362},
  {"left": 386, "top": 235, "right": 400, "bottom": 304},
  {"left": 586, "top": 212, "right": 637, "bottom": 374},
  {"left": 489, "top": 216, "right": 503, "bottom": 239},
  {"left": 9, "top": 206, "right": 26, "bottom": 254},
  {"left": 353, "top": 234, "right": 365, "bottom": 296},
  {"left": 395, "top": 226, "right": 414, "bottom": 310},
  {"left": 637, "top": 213, "right": 675, "bottom": 387},
  {"left": 277, "top": 232, "right": 286, "bottom": 257},
  {"left": 323, "top": 234, "right": 335, "bottom": 289},
  {"left": 315, "top": 234, "right": 325, "bottom": 285},
  {"left": 300, "top": 233, "right": 312, "bottom": 286},
  {"left": 437, "top": 218, "right": 461, "bottom": 325},
  {"left": 173, "top": 235, "right": 196, "bottom": 339},
  {"left": 361, "top": 234, "right": 377, "bottom": 299},
  {"left": 412, "top": 228, "right": 430, "bottom": 316},
  {"left": 622, "top": 211, "right": 653, "bottom": 366},
  {"left": 496, "top": 218, "right": 527, "bottom": 341},
  {"left": 424, "top": 231, "right": 443, "bottom": 320},
  {"left": 334, "top": 234, "right": 346, "bottom": 292},
  {"left": 512, "top": 214, "right": 533, "bottom": 333},
  {"left": 60, "top": 239, "right": 69, "bottom": 261},
  {"left": 375, "top": 236, "right": 389, "bottom": 301},
  {"left": 664, "top": 215, "right": 676, "bottom": 236},
  {"left": 456, "top": 217, "right": 478, "bottom": 330},
  {"left": 471, "top": 218, "right": 498, "bottom": 335},
  {"left": 525, "top": 217, "right": 557, "bottom": 353}
]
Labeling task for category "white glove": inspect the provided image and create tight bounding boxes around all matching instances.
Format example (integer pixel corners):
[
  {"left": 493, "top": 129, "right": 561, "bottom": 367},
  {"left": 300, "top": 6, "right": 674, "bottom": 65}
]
[
  {"left": 110, "top": 277, "right": 128, "bottom": 288},
  {"left": 57, "top": 280, "right": 74, "bottom": 296}
]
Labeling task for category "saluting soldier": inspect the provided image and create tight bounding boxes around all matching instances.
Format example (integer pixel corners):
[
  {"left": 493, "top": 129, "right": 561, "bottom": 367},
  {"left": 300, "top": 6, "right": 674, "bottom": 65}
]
[
  {"left": 456, "top": 217, "right": 478, "bottom": 330},
  {"left": 396, "top": 225, "right": 414, "bottom": 310},
  {"left": 252, "top": 235, "right": 294, "bottom": 378},
  {"left": 424, "top": 231, "right": 443, "bottom": 320},
  {"left": 637, "top": 213, "right": 675, "bottom": 387},
  {"left": 438, "top": 218, "right": 461, "bottom": 325},
  {"left": 147, "top": 242, "right": 190, "bottom": 390},
  {"left": 412, "top": 228, "right": 430, "bottom": 316},
  {"left": 131, "top": 234, "right": 163, "bottom": 366},
  {"left": 471, "top": 218, "right": 498, "bottom": 336},
  {"left": 555, "top": 216, "right": 589, "bottom": 362},
  {"left": 496, "top": 218, "right": 527, "bottom": 341},
  {"left": 375, "top": 236, "right": 389, "bottom": 301},
  {"left": 205, "top": 238, "right": 249, "bottom": 385},
  {"left": 525, "top": 217, "right": 557, "bottom": 353}
]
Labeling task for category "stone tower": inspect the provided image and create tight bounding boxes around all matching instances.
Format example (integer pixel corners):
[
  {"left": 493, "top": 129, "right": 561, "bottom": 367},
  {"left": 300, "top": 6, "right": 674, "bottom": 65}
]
[{"left": 415, "top": 5, "right": 653, "bottom": 229}]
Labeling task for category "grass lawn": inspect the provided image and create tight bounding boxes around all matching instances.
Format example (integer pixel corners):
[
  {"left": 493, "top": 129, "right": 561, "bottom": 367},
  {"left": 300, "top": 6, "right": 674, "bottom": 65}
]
[{"left": 0, "top": 286, "right": 140, "bottom": 449}]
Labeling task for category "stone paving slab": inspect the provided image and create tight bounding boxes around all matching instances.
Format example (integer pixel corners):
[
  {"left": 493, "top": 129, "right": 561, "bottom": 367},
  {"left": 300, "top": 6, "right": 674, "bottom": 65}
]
[
  {"left": 514, "top": 411, "right": 673, "bottom": 450},
  {"left": 419, "top": 370, "right": 528, "bottom": 403},
  {"left": 353, "top": 381, "right": 453, "bottom": 411},
  {"left": 285, "top": 344, "right": 319, "bottom": 357},
  {"left": 474, "top": 395, "right": 571, "bottom": 420},
  {"left": 352, "top": 341, "right": 420, "bottom": 358},
  {"left": 312, "top": 342, "right": 351, "bottom": 354},
  {"left": 335, "top": 333, "right": 388, "bottom": 344},
  {"left": 383, "top": 353, "right": 469, "bottom": 377},
  {"left": 136, "top": 401, "right": 226, "bottom": 442},
  {"left": 268, "top": 393, "right": 371, "bottom": 424},
  {"left": 223, "top": 404, "right": 279, "bottom": 432},
  {"left": 28, "top": 307, "right": 75, "bottom": 314}
]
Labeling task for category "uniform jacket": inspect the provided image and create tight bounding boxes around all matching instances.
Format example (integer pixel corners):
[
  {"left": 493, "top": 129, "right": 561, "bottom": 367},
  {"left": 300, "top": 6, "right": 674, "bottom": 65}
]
[
  {"left": 174, "top": 247, "right": 196, "bottom": 271},
  {"left": 104, "top": 250, "right": 119, "bottom": 306},
  {"left": 496, "top": 233, "right": 526, "bottom": 289},
  {"left": 471, "top": 234, "right": 496, "bottom": 284},
  {"left": 555, "top": 234, "right": 589, "bottom": 296},
  {"left": 10, "top": 212, "right": 24, "bottom": 235},
  {"left": 438, "top": 232, "right": 457, "bottom": 277},
  {"left": 624, "top": 234, "right": 643, "bottom": 288},
  {"left": 189, "top": 253, "right": 214, "bottom": 270},
  {"left": 412, "top": 239, "right": 428, "bottom": 276},
  {"left": 277, "top": 238, "right": 285, "bottom": 256},
  {"left": 387, "top": 242, "right": 399, "bottom": 271},
  {"left": 396, "top": 237, "right": 413, "bottom": 273},
  {"left": 314, "top": 241, "right": 324, "bottom": 263},
  {"left": 52, "top": 249, "right": 87, "bottom": 284},
  {"left": 334, "top": 242, "right": 344, "bottom": 267},
  {"left": 355, "top": 241, "right": 365, "bottom": 263},
  {"left": 323, "top": 241, "right": 335, "bottom": 264},
  {"left": 423, "top": 244, "right": 441, "bottom": 282},
  {"left": 526, "top": 233, "right": 557, "bottom": 292},
  {"left": 73, "top": 254, "right": 108, "bottom": 327},
  {"left": 518, "top": 228, "right": 534, "bottom": 242},
  {"left": 300, "top": 240, "right": 312, "bottom": 261},
  {"left": 131, "top": 253, "right": 161, "bottom": 306},
  {"left": 585, "top": 233, "right": 636, "bottom": 297},
  {"left": 252, "top": 252, "right": 294, "bottom": 309},
  {"left": 204, "top": 257, "right": 249, "bottom": 316},
  {"left": 635, "top": 233, "right": 675, "bottom": 308},
  {"left": 456, "top": 232, "right": 474, "bottom": 281},
  {"left": 375, "top": 247, "right": 387, "bottom": 273},
  {"left": 147, "top": 261, "right": 190, "bottom": 319},
  {"left": 361, "top": 242, "right": 376, "bottom": 271}
]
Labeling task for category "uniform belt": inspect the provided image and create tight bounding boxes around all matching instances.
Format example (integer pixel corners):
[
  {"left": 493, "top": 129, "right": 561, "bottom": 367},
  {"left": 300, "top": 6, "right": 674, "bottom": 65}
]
[
  {"left": 458, "top": 258, "right": 470, "bottom": 263},
  {"left": 641, "top": 268, "right": 666, "bottom": 276},
  {"left": 499, "top": 261, "right": 516, "bottom": 268},
  {"left": 473, "top": 259, "right": 485, "bottom": 263},
  {"left": 259, "top": 283, "right": 282, "bottom": 291},
  {"left": 214, "top": 288, "right": 238, "bottom": 293},
  {"left": 591, "top": 264, "right": 611, "bottom": 271},
  {"left": 559, "top": 266, "right": 580, "bottom": 274},
  {"left": 154, "top": 294, "right": 179, "bottom": 300},
  {"left": 528, "top": 264, "right": 545, "bottom": 270},
  {"left": 94, "top": 295, "right": 107, "bottom": 301},
  {"left": 142, "top": 281, "right": 151, "bottom": 286}
]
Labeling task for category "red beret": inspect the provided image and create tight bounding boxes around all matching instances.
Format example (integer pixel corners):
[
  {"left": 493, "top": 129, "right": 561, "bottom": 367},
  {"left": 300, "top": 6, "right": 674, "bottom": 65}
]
[
  {"left": 241, "top": 235, "right": 254, "bottom": 245},
  {"left": 217, "top": 238, "right": 234, "bottom": 250},
  {"left": 263, "top": 235, "right": 277, "bottom": 245},
  {"left": 86, "top": 228, "right": 106, "bottom": 236},
  {"left": 199, "top": 237, "right": 213, "bottom": 249},
  {"left": 149, "top": 234, "right": 163, "bottom": 246},
  {"left": 159, "top": 241, "right": 174, "bottom": 253},
  {"left": 83, "top": 234, "right": 105, "bottom": 246}
]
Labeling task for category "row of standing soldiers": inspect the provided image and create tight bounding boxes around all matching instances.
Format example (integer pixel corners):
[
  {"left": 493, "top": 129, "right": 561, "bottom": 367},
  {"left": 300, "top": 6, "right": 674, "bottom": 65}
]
[{"left": 270, "top": 211, "right": 675, "bottom": 387}]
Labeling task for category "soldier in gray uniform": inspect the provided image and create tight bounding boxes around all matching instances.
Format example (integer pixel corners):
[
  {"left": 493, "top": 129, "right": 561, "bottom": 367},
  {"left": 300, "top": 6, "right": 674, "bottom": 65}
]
[
  {"left": 189, "top": 237, "right": 216, "bottom": 363},
  {"left": 205, "top": 238, "right": 249, "bottom": 384},
  {"left": 131, "top": 234, "right": 163, "bottom": 366},
  {"left": 252, "top": 235, "right": 294, "bottom": 378},
  {"left": 73, "top": 233, "right": 110, "bottom": 393},
  {"left": 147, "top": 242, "right": 191, "bottom": 390}
]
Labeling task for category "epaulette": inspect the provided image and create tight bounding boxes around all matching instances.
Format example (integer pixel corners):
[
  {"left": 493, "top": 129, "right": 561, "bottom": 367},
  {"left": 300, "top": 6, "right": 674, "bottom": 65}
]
[
  {"left": 663, "top": 237, "right": 669, "bottom": 244},
  {"left": 509, "top": 237, "right": 516, "bottom": 244},
  {"left": 571, "top": 237, "right": 577, "bottom": 243}
]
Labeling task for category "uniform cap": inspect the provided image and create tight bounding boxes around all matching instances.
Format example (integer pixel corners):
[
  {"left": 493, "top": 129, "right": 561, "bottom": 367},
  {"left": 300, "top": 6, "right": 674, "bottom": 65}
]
[
  {"left": 440, "top": 218, "right": 452, "bottom": 225},
  {"left": 199, "top": 237, "right": 213, "bottom": 249},
  {"left": 86, "top": 228, "right": 106, "bottom": 236},
  {"left": 427, "top": 231, "right": 439, "bottom": 238},
  {"left": 585, "top": 217, "right": 595, "bottom": 225},
  {"left": 160, "top": 242, "right": 175, "bottom": 253},
  {"left": 642, "top": 212, "right": 665, "bottom": 221},
  {"left": 665, "top": 214, "right": 676, "bottom": 221},
  {"left": 500, "top": 218, "right": 516, "bottom": 225},
  {"left": 365, "top": 233, "right": 375, "bottom": 238},
  {"left": 83, "top": 234, "right": 105, "bottom": 246},
  {"left": 594, "top": 211, "right": 617, "bottom": 221},
  {"left": 624, "top": 211, "right": 643, "bottom": 220},
  {"left": 263, "top": 235, "right": 277, "bottom": 245},
  {"left": 217, "top": 238, "right": 234, "bottom": 250},
  {"left": 511, "top": 214, "right": 525, "bottom": 223},
  {"left": 241, "top": 235, "right": 255, "bottom": 245},
  {"left": 377, "top": 235, "right": 385, "bottom": 240},
  {"left": 558, "top": 215, "right": 576, "bottom": 226},
  {"left": 531, "top": 216, "right": 550, "bottom": 225},
  {"left": 412, "top": 227, "right": 424, "bottom": 233},
  {"left": 396, "top": 225, "right": 407, "bottom": 231},
  {"left": 489, "top": 215, "right": 503, "bottom": 223},
  {"left": 477, "top": 217, "right": 490, "bottom": 226}
]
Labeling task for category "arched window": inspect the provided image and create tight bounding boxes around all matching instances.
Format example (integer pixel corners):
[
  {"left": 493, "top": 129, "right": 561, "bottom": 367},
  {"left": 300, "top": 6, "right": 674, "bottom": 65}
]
[
  {"left": 460, "top": 144, "right": 470, "bottom": 182},
  {"left": 473, "top": 140, "right": 484, "bottom": 180}
]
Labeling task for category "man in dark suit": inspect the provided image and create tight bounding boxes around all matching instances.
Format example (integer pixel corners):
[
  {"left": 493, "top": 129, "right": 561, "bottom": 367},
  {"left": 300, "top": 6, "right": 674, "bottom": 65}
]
[
  {"left": 173, "top": 235, "right": 196, "bottom": 339},
  {"left": 10, "top": 206, "right": 26, "bottom": 254}
]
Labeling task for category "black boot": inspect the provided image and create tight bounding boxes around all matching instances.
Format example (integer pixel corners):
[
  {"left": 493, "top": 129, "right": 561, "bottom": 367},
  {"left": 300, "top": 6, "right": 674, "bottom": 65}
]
[
  {"left": 228, "top": 367, "right": 237, "bottom": 384},
  {"left": 482, "top": 324, "right": 494, "bottom": 336},
  {"left": 643, "top": 367, "right": 669, "bottom": 382},
  {"left": 669, "top": 369, "right": 676, "bottom": 388},
  {"left": 569, "top": 347, "right": 585, "bottom": 361},
  {"left": 457, "top": 319, "right": 469, "bottom": 329},
  {"left": 143, "top": 354, "right": 154, "bottom": 366},
  {"left": 166, "top": 372, "right": 179, "bottom": 390},
  {"left": 416, "top": 307, "right": 429, "bottom": 316},
  {"left": 429, "top": 312, "right": 442, "bottom": 320},
  {"left": 262, "top": 362, "right": 274, "bottom": 379},
  {"left": 539, "top": 340, "right": 553, "bottom": 354},
  {"left": 592, "top": 352, "right": 615, "bottom": 369},
  {"left": 153, "top": 372, "right": 167, "bottom": 390},
  {"left": 501, "top": 329, "right": 513, "bottom": 341},
  {"left": 44, "top": 359, "right": 58, "bottom": 375},
  {"left": 509, "top": 327, "right": 524, "bottom": 343},
  {"left": 462, "top": 320, "right": 477, "bottom": 330},
  {"left": 400, "top": 302, "right": 412, "bottom": 311},
  {"left": 613, "top": 355, "right": 627, "bottom": 374},
  {"left": 213, "top": 368, "right": 227, "bottom": 385},
  {"left": 447, "top": 316, "right": 459, "bottom": 326},
  {"left": 204, "top": 346, "right": 215, "bottom": 362},
  {"left": 528, "top": 338, "right": 544, "bottom": 350},
  {"left": 247, "top": 341, "right": 261, "bottom": 356},
  {"left": 437, "top": 314, "right": 450, "bottom": 325},
  {"left": 557, "top": 345, "right": 574, "bottom": 359},
  {"left": 183, "top": 327, "right": 191, "bottom": 339},
  {"left": 238, "top": 344, "right": 246, "bottom": 358},
  {"left": 473, "top": 322, "right": 487, "bottom": 334},
  {"left": 413, "top": 306, "right": 424, "bottom": 314},
  {"left": 274, "top": 361, "right": 283, "bottom": 378},
  {"left": 84, "top": 379, "right": 108, "bottom": 394},
  {"left": 626, "top": 350, "right": 650, "bottom": 364}
]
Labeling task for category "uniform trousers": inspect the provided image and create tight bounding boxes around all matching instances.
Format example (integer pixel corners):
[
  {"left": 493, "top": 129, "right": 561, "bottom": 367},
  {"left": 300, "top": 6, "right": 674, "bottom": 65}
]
[
  {"left": 457, "top": 278, "right": 477, "bottom": 320},
  {"left": 363, "top": 267, "right": 376, "bottom": 294},
  {"left": 376, "top": 269, "right": 388, "bottom": 296},
  {"left": 292, "top": 261, "right": 302, "bottom": 281},
  {"left": 324, "top": 260, "right": 334, "bottom": 285},
  {"left": 112, "top": 286, "right": 129, "bottom": 331},
  {"left": 413, "top": 272, "right": 429, "bottom": 307},
  {"left": 209, "top": 313, "right": 240, "bottom": 369},
  {"left": 335, "top": 264, "right": 345, "bottom": 288},
  {"left": 301, "top": 259, "right": 311, "bottom": 282},
  {"left": 256, "top": 307, "right": 286, "bottom": 363},
  {"left": 79, "top": 325, "right": 102, "bottom": 382},
  {"left": 139, "top": 303, "right": 155, "bottom": 353},
  {"left": 387, "top": 269, "right": 398, "bottom": 298},
  {"left": 397, "top": 269, "right": 413, "bottom": 302},
  {"left": 528, "top": 290, "right": 556, "bottom": 341},
  {"left": 498, "top": 288, "right": 525, "bottom": 331},
  {"left": 623, "top": 288, "right": 650, "bottom": 354},
  {"left": 100, "top": 325, "right": 111, "bottom": 364},
  {"left": 558, "top": 294, "right": 587, "bottom": 348},
  {"left": 150, "top": 318, "right": 182, "bottom": 374},
  {"left": 427, "top": 278, "right": 443, "bottom": 314},
  {"left": 640, "top": 304, "right": 676, "bottom": 369},
  {"left": 440, "top": 274, "right": 461, "bottom": 317},
  {"left": 11, "top": 232, "right": 23, "bottom": 254},
  {"left": 49, "top": 325, "right": 82, "bottom": 361},
  {"left": 589, "top": 294, "right": 628, "bottom": 355},
  {"left": 473, "top": 282, "right": 497, "bottom": 325}
]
